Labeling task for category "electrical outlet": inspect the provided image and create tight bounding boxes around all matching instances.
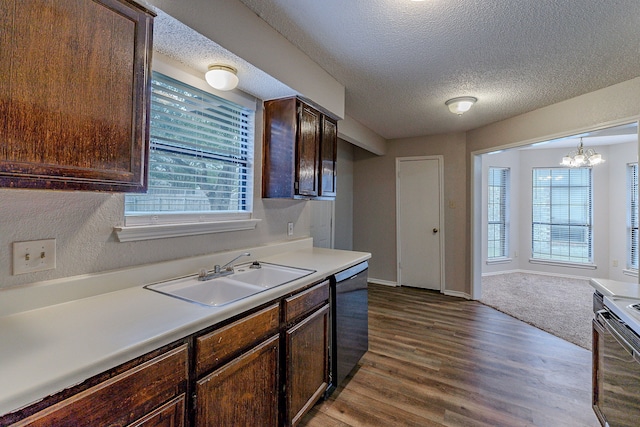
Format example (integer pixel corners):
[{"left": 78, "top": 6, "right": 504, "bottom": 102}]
[
  {"left": 287, "top": 222, "right": 294, "bottom": 236},
  {"left": 612, "top": 259, "right": 619, "bottom": 267},
  {"left": 13, "top": 239, "right": 56, "bottom": 275}
]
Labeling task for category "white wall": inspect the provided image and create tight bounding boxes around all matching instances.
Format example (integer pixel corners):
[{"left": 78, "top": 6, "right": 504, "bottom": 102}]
[
  {"left": 468, "top": 77, "right": 640, "bottom": 295},
  {"left": 353, "top": 132, "right": 468, "bottom": 292},
  {"left": 0, "top": 101, "right": 314, "bottom": 289},
  {"left": 480, "top": 141, "right": 638, "bottom": 280},
  {"left": 334, "top": 139, "right": 354, "bottom": 250},
  {"left": 0, "top": 0, "right": 363, "bottom": 291},
  {"left": 608, "top": 142, "right": 639, "bottom": 281}
]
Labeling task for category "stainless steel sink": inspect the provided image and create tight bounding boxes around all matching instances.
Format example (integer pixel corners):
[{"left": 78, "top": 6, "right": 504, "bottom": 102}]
[{"left": 145, "top": 263, "right": 315, "bottom": 306}]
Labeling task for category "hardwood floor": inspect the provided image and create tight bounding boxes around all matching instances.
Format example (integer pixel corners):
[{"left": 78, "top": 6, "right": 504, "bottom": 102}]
[{"left": 300, "top": 284, "right": 599, "bottom": 427}]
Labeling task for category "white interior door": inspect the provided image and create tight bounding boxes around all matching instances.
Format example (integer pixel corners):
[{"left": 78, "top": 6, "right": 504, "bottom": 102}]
[{"left": 396, "top": 156, "right": 444, "bottom": 290}]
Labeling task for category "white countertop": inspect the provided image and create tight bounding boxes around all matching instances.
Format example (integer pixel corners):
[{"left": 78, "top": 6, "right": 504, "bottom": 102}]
[
  {"left": 0, "top": 242, "right": 370, "bottom": 416},
  {"left": 589, "top": 278, "right": 640, "bottom": 299}
]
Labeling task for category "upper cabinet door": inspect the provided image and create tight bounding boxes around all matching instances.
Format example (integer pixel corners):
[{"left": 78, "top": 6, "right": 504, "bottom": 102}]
[
  {"left": 262, "top": 97, "right": 338, "bottom": 200},
  {"left": 296, "top": 103, "right": 320, "bottom": 198},
  {"left": 0, "top": 0, "right": 154, "bottom": 192},
  {"left": 319, "top": 116, "right": 337, "bottom": 198}
]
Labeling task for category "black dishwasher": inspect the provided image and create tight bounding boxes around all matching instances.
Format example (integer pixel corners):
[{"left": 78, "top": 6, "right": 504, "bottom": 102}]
[{"left": 328, "top": 261, "right": 368, "bottom": 395}]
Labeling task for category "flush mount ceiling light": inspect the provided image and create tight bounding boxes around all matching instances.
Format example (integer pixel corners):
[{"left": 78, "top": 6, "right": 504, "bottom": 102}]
[
  {"left": 561, "top": 137, "right": 604, "bottom": 167},
  {"left": 445, "top": 96, "right": 477, "bottom": 115},
  {"left": 205, "top": 64, "right": 239, "bottom": 91}
]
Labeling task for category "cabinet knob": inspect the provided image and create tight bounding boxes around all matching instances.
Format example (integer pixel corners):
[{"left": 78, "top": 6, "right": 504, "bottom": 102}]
[{"left": 433, "top": 228, "right": 439, "bottom": 233}]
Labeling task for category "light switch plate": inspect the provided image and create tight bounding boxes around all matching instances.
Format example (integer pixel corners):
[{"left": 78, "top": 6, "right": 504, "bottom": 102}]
[
  {"left": 287, "top": 222, "right": 294, "bottom": 236},
  {"left": 13, "top": 239, "right": 56, "bottom": 275}
]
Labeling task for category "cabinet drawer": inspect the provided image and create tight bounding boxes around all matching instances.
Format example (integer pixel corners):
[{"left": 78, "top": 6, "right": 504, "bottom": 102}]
[
  {"left": 11, "top": 344, "right": 188, "bottom": 427},
  {"left": 196, "top": 303, "right": 280, "bottom": 376},
  {"left": 284, "top": 281, "right": 329, "bottom": 324}
]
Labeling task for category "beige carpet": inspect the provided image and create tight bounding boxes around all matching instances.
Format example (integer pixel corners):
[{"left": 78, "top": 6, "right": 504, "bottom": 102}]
[{"left": 480, "top": 272, "right": 593, "bottom": 350}]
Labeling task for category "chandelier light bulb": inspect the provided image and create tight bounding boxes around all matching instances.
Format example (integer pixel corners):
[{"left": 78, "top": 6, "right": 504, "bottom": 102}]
[{"left": 560, "top": 138, "right": 605, "bottom": 168}]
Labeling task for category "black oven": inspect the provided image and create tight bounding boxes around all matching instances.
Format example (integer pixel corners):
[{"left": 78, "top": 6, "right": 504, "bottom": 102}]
[{"left": 592, "top": 307, "right": 640, "bottom": 426}]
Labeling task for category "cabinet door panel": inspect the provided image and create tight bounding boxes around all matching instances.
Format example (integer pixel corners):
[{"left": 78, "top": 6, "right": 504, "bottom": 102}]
[
  {"left": 0, "top": 0, "right": 153, "bottom": 191},
  {"left": 296, "top": 104, "right": 320, "bottom": 197},
  {"left": 196, "top": 335, "right": 279, "bottom": 427},
  {"left": 286, "top": 305, "right": 329, "bottom": 426},
  {"left": 320, "top": 116, "right": 337, "bottom": 197}
]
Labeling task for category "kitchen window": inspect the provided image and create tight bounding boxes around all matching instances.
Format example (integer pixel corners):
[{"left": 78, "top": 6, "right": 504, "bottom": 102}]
[
  {"left": 117, "top": 67, "right": 259, "bottom": 242},
  {"left": 487, "top": 167, "right": 510, "bottom": 260},
  {"left": 531, "top": 167, "right": 593, "bottom": 265},
  {"left": 628, "top": 163, "right": 638, "bottom": 271}
]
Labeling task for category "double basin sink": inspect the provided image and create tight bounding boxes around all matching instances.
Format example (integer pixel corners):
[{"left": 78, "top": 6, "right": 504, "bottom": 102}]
[{"left": 145, "top": 262, "right": 315, "bottom": 307}]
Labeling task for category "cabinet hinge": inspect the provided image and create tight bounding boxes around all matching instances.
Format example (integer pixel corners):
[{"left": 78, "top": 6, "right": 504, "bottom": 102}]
[{"left": 192, "top": 392, "right": 197, "bottom": 410}]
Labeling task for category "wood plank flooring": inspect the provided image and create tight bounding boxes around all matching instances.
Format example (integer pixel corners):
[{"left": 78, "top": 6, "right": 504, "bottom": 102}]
[{"left": 300, "top": 284, "right": 600, "bottom": 427}]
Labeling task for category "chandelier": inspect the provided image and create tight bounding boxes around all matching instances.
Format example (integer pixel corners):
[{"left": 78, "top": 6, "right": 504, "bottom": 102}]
[{"left": 561, "top": 138, "right": 604, "bottom": 167}]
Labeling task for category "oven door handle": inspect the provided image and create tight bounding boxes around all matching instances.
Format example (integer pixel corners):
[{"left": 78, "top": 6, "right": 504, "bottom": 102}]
[{"left": 597, "top": 310, "right": 640, "bottom": 362}]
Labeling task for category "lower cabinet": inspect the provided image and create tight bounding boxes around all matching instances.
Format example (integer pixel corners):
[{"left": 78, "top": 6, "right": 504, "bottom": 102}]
[
  {"left": 193, "top": 303, "right": 281, "bottom": 427},
  {"left": 285, "top": 305, "right": 329, "bottom": 426},
  {"left": 2, "top": 279, "right": 332, "bottom": 427},
  {"left": 283, "top": 280, "right": 330, "bottom": 427},
  {"left": 6, "top": 344, "right": 189, "bottom": 427},
  {"left": 195, "top": 335, "right": 280, "bottom": 427}
]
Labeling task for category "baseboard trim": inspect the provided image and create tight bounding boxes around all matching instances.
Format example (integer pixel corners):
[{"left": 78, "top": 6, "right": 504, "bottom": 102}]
[
  {"left": 443, "top": 289, "right": 472, "bottom": 300},
  {"left": 482, "top": 268, "right": 592, "bottom": 281},
  {"left": 368, "top": 278, "right": 398, "bottom": 287}
]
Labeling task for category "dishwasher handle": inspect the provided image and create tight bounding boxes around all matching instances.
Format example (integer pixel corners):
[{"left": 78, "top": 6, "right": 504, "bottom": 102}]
[{"left": 334, "top": 261, "right": 368, "bottom": 283}]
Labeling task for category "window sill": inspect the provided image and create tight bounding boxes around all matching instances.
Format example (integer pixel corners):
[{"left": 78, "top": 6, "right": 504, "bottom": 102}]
[
  {"left": 529, "top": 258, "right": 597, "bottom": 270},
  {"left": 486, "top": 257, "right": 513, "bottom": 265},
  {"left": 623, "top": 268, "right": 638, "bottom": 278},
  {"left": 114, "top": 219, "right": 261, "bottom": 242}
]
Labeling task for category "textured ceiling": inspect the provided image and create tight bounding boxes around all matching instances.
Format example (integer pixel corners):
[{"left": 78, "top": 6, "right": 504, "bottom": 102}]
[
  {"left": 237, "top": 0, "right": 640, "bottom": 140},
  {"left": 151, "top": 9, "right": 296, "bottom": 102}
]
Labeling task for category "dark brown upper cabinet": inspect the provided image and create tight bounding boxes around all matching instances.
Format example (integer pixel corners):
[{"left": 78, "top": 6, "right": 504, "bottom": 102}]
[
  {"left": 0, "top": 0, "right": 154, "bottom": 192},
  {"left": 262, "top": 97, "right": 338, "bottom": 200}
]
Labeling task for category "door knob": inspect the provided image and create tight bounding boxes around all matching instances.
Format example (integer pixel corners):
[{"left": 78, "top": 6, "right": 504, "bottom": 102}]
[{"left": 433, "top": 228, "right": 439, "bottom": 233}]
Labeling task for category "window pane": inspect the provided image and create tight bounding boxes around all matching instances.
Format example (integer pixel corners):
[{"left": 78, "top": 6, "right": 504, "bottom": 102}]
[
  {"left": 628, "top": 163, "right": 639, "bottom": 269},
  {"left": 125, "top": 72, "right": 254, "bottom": 217},
  {"left": 487, "top": 167, "right": 509, "bottom": 259},
  {"left": 532, "top": 167, "right": 592, "bottom": 263}
]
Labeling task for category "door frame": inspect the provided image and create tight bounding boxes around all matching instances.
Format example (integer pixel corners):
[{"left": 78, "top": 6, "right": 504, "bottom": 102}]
[{"left": 396, "top": 155, "right": 445, "bottom": 291}]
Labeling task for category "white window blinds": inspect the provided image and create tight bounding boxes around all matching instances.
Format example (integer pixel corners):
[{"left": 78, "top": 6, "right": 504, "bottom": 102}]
[
  {"left": 628, "top": 163, "right": 638, "bottom": 270},
  {"left": 125, "top": 72, "right": 254, "bottom": 221},
  {"left": 532, "top": 168, "right": 592, "bottom": 264},
  {"left": 488, "top": 167, "right": 509, "bottom": 259}
]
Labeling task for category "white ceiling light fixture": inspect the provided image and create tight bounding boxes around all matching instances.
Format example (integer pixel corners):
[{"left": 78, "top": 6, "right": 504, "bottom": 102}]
[
  {"left": 205, "top": 64, "right": 239, "bottom": 91},
  {"left": 445, "top": 97, "right": 477, "bottom": 115},
  {"left": 561, "top": 137, "right": 605, "bottom": 167}
]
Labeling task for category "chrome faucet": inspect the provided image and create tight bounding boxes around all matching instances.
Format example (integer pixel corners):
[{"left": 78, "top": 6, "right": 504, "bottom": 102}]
[{"left": 198, "top": 252, "right": 251, "bottom": 281}]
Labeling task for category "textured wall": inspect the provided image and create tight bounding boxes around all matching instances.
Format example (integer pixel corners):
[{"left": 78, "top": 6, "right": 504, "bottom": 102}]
[
  {"left": 0, "top": 107, "right": 313, "bottom": 290},
  {"left": 353, "top": 133, "right": 467, "bottom": 293},
  {"left": 334, "top": 139, "right": 354, "bottom": 250}
]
